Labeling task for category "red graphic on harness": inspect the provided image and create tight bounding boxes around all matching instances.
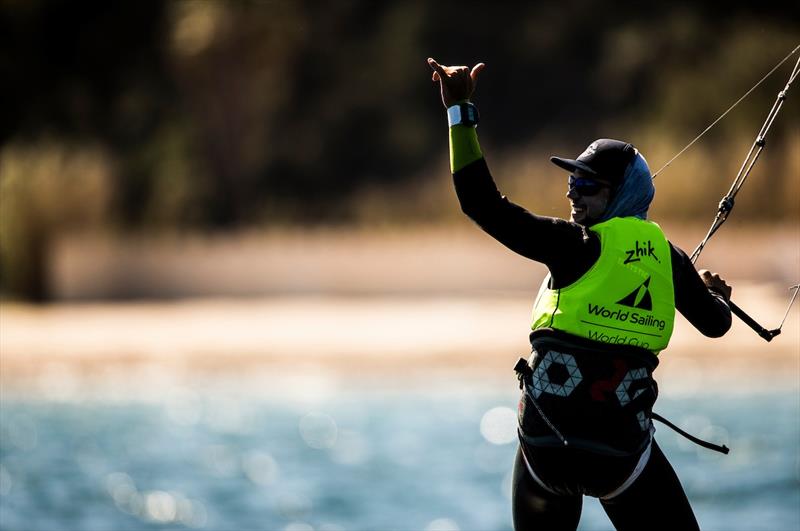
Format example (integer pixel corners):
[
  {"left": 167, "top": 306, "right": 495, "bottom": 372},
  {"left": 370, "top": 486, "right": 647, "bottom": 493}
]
[{"left": 589, "top": 359, "right": 628, "bottom": 401}]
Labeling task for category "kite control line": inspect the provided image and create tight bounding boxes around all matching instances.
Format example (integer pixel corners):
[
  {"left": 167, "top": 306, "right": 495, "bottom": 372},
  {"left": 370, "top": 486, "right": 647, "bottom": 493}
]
[{"left": 655, "top": 44, "right": 800, "bottom": 342}]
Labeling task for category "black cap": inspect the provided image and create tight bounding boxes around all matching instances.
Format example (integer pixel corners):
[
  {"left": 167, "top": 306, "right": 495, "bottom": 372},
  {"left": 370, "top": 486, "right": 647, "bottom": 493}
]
[{"left": 550, "top": 139, "right": 637, "bottom": 186}]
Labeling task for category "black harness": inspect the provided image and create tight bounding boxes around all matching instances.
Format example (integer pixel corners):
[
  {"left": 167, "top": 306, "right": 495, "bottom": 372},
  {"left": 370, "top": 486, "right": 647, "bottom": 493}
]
[{"left": 515, "top": 328, "right": 728, "bottom": 456}]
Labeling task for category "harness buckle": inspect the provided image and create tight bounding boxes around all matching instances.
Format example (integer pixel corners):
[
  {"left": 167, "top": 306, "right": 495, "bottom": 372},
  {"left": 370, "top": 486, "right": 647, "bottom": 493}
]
[{"left": 514, "top": 357, "right": 533, "bottom": 389}]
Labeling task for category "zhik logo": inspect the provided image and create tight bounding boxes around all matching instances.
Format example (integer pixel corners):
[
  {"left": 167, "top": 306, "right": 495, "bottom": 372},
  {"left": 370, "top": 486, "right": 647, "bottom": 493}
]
[
  {"left": 616, "top": 277, "right": 653, "bottom": 311},
  {"left": 624, "top": 240, "right": 660, "bottom": 264}
]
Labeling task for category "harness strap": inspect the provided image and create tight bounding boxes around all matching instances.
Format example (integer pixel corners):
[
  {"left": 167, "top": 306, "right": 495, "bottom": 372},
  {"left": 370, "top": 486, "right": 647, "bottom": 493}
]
[
  {"left": 651, "top": 412, "right": 730, "bottom": 454},
  {"left": 599, "top": 437, "right": 654, "bottom": 500},
  {"left": 515, "top": 357, "right": 731, "bottom": 455},
  {"left": 516, "top": 358, "right": 569, "bottom": 447},
  {"left": 517, "top": 431, "right": 561, "bottom": 497}
]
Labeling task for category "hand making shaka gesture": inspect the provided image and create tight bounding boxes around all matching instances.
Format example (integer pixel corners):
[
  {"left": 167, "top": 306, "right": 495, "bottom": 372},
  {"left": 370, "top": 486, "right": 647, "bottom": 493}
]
[{"left": 427, "top": 58, "right": 485, "bottom": 108}]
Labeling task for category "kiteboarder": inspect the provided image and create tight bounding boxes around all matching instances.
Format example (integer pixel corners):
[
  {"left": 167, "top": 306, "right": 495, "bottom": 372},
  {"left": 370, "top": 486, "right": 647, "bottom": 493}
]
[{"left": 428, "top": 57, "right": 733, "bottom": 531}]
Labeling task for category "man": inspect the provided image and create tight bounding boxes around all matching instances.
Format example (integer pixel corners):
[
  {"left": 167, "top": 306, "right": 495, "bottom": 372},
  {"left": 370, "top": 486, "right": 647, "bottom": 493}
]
[{"left": 427, "top": 58, "right": 732, "bottom": 531}]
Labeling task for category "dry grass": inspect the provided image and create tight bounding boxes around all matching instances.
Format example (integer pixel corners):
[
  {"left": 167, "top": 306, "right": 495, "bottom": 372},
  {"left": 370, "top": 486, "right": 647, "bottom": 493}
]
[{"left": 50, "top": 222, "right": 799, "bottom": 299}]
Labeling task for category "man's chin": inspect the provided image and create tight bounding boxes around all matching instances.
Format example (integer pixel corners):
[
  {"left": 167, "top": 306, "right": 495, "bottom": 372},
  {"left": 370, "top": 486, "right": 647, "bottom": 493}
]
[
  {"left": 571, "top": 212, "right": 599, "bottom": 227},
  {"left": 571, "top": 211, "right": 587, "bottom": 225}
]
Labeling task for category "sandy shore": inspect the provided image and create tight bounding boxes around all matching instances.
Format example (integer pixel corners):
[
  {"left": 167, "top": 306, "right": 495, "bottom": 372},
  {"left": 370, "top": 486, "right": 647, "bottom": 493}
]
[
  {"left": 2, "top": 283, "right": 797, "bottom": 399},
  {"left": 3, "top": 223, "right": 798, "bottom": 398}
]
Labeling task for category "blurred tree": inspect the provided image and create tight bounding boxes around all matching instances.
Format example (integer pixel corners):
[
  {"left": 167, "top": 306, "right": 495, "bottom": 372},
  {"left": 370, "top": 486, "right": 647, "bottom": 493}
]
[
  {"left": 0, "top": 0, "right": 797, "bottom": 299},
  {"left": 0, "top": 142, "right": 112, "bottom": 300}
]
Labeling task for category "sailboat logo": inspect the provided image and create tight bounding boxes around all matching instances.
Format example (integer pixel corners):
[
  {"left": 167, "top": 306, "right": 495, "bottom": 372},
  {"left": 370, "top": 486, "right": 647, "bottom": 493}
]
[{"left": 616, "top": 277, "right": 652, "bottom": 311}]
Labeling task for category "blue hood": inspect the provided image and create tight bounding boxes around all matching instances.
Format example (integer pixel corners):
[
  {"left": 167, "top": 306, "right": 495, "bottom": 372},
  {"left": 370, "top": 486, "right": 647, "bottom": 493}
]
[{"left": 598, "top": 151, "right": 654, "bottom": 222}]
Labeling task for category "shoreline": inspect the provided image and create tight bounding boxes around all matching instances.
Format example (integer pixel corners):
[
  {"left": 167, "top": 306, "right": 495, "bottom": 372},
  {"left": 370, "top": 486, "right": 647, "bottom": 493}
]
[{"left": 2, "top": 288, "right": 797, "bottom": 399}]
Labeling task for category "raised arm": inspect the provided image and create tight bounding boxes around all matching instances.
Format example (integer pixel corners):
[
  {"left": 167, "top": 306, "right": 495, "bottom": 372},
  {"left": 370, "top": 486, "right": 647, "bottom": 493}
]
[{"left": 427, "top": 58, "right": 597, "bottom": 286}]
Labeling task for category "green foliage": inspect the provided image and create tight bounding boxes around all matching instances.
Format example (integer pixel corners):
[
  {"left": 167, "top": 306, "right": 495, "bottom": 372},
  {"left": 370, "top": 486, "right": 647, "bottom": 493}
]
[
  {"left": 0, "top": 142, "right": 112, "bottom": 299},
  {"left": 0, "top": 0, "right": 798, "bottom": 299}
]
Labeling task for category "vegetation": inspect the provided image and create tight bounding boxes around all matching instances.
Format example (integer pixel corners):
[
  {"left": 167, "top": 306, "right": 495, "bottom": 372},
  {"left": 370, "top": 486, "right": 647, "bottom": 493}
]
[{"left": 1, "top": 1, "right": 798, "bottom": 299}]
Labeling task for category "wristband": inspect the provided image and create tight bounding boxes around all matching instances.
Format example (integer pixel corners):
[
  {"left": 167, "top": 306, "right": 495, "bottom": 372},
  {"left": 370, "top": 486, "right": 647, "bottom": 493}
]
[{"left": 447, "top": 102, "right": 479, "bottom": 128}]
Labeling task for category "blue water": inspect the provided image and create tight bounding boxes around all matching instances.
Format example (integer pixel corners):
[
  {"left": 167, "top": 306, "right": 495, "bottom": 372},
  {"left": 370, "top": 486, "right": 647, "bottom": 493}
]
[{"left": 1, "top": 387, "right": 798, "bottom": 531}]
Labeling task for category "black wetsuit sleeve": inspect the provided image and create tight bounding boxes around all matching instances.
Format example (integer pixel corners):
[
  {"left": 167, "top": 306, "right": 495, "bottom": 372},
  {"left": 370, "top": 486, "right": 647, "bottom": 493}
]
[
  {"left": 670, "top": 244, "right": 732, "bottom": 337},
  {"left": 453, "top": 157, "right": 731, "bottom": 337},
  {"left": 453, "top": 158, "right": 599, "bottom": 288}
]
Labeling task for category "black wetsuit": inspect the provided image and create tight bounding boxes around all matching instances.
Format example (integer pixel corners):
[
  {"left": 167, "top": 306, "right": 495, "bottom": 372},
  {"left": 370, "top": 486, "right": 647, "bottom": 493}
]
[{"left": 453, "top": 158, "right": 732, "bottom": 531}]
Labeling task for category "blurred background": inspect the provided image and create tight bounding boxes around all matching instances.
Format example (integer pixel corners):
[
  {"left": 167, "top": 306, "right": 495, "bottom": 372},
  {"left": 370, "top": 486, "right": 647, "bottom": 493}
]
[{"left": 0, "top": 1, "right": 798, "bottom": 530}]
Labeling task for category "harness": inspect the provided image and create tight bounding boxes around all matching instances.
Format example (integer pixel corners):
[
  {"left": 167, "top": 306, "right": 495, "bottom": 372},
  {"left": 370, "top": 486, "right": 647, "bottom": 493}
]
[{"left": 515, "top": 329, "right": 728, "bottom": 456}]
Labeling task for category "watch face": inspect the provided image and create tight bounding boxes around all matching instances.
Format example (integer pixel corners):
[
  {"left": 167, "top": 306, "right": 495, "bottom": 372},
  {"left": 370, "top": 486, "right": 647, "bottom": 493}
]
[{"left": 448, "top": 103, "right": 478, "bottom": 127}]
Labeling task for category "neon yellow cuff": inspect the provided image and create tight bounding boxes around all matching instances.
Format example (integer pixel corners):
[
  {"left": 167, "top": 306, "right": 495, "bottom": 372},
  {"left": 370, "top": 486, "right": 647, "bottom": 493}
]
[{"left": 449, "top": 125, "right": 483, "bottom": 172}]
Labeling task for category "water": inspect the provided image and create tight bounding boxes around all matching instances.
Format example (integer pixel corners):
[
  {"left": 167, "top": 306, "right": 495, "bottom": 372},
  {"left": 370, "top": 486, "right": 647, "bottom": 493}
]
[{"left": 1, "top": 387, "right": 798, "bottom": 531}]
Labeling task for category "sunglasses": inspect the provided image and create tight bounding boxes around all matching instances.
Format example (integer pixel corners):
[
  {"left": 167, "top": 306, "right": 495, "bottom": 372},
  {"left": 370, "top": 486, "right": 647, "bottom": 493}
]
[{"left": 568, "top": 175, "right": 610, "bottom": 196}]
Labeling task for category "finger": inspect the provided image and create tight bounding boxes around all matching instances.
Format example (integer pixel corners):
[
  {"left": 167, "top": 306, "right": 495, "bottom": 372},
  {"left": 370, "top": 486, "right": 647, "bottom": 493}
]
[
  {"left": 427, "top": 57, "right": 447, "bottom": 77},
  {"left": 470, "top": 62, "right": 486, "bottom": 83},
  {"left": 432, "top": 71, "right": 440, "bottom": 82}
]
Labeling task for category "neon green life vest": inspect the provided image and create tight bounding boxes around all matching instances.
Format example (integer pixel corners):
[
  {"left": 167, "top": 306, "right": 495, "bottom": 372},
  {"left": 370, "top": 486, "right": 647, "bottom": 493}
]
[{"left": 531, "top": 217, "right": 675, "bottom": 354}]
